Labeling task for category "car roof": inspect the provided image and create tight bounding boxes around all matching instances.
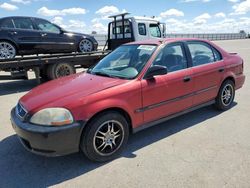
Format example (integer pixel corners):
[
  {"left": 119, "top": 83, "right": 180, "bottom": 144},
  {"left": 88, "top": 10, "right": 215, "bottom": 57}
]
[
  {"left": 0, "top": 16, "right": 47, "bottom": 20},
  {"left": 126, "top": 38, "right": 211, "bottom": 46}
]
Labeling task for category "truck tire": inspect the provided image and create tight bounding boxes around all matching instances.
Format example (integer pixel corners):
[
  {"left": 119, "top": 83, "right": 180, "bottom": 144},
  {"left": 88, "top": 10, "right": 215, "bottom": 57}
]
[
  {"left": 80, "top": 111, "right": 129, "bottom": 162},
  {"left": 47, "top": 63, "right": 76, "bottom": 80}
]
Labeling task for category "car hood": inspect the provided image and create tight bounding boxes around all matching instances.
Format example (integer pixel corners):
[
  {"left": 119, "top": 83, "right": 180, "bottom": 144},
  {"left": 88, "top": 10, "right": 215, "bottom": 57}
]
[{"left": 20, "top": 72, "right": 128, "bottom": 113}]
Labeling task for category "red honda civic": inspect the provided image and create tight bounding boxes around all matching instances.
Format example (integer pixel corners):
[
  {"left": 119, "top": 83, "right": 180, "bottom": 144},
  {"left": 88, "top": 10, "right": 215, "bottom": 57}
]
[{"left": 11, "top": 38, "right": 245, "bottom": 162}]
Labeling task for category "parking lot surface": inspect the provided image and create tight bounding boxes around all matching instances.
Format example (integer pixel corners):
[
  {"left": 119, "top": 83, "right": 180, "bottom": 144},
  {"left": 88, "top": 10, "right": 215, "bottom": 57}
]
[{"left": 0, "top": 39, "right": 249, "bottom": 188}]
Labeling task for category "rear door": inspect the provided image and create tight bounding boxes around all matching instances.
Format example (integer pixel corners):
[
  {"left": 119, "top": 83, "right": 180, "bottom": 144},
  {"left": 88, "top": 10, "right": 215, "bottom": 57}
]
[
  {"left": 33, "top": 18, "right": 75, "bottom": 53},
  {"left": 140, "top": 42, "right": 194, "bottom": 124},
  {"left": 12, "top": 17, "right": 41, "bottom": 54},
  {"left": 186, "top": 41, "right": 225, "bottom": 106}
]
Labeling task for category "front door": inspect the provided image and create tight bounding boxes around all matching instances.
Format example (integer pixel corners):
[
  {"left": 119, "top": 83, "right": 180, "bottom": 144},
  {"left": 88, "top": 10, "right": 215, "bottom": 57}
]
[
  {"left": 141, "top": 42, "right": 194, "bottom": 124},
  {"left": 33, "top": 18, "right": 75, "bottom": 53}
]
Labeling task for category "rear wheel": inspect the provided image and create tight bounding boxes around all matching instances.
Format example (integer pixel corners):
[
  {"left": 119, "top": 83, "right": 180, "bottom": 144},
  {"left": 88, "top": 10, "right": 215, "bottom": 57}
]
[
  {"left": 214, "top": 80, "right": 235, "bottom": 110},
  {"left": 47, "top": 63, "right": 76, "bottom": 80},
  {"left": 79, "top": 39, "right": 94, "bottom": 52},
  {"left": 0, "top": 41, "right": 16, "bottom": 59},
  {"left": 80, "top": 111, "right": 129, "bottom": 162}
]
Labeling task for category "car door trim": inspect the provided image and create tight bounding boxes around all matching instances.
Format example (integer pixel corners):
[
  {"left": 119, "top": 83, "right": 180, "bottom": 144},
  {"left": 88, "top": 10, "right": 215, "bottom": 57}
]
[
  {"left": 135, "top": 85, "right": 217, "bottom": 113},
  {"left": 133, "top": 100, "right": 215, "bottom": 133}
]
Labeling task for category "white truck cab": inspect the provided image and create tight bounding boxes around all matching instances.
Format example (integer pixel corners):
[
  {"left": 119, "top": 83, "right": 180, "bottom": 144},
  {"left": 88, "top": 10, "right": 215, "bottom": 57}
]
[{"left": 107, "top": 13, "right": 166, "bottom": 50}]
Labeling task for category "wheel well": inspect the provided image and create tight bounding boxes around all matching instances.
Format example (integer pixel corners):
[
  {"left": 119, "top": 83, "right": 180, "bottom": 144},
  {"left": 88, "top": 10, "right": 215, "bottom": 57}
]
[
  {"left": 84, "top": 108, "right": 133, "bottom": 133},
  {"left": 223, "top": 76, "right": 235, "bottom": 85}
]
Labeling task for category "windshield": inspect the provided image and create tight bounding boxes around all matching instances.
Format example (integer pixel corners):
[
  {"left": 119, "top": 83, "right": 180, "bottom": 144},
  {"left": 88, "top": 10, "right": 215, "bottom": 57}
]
[{"left": 89, "top": 44, "right": 157, "bottom": 79}]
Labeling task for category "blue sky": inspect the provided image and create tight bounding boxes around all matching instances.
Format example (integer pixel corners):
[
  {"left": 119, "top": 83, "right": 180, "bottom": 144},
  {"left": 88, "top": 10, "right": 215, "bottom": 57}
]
[{"left": 0, "top": 0, "right": 249, "bottom": 34}]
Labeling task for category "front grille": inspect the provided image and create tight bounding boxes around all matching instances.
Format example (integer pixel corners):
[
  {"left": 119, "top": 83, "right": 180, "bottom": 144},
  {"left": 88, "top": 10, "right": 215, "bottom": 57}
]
[{"left": 16, "top": 103, "right": 27, "bottom": 119}]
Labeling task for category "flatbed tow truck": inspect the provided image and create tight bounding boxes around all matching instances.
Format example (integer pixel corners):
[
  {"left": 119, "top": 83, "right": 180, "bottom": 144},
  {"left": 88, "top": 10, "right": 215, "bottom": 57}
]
[{"left": 0, "top": 13, "right": 165, "bottom": 84}]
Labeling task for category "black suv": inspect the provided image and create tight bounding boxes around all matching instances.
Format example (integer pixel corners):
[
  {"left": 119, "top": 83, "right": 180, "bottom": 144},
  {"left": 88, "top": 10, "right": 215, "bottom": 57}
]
[{"left": 0, "top": 16, "right": 98, "bottom": 59}]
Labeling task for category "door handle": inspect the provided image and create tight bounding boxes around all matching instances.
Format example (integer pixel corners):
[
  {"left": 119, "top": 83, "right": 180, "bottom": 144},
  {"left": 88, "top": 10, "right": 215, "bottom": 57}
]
[
  {"left": 9, "top": 31, "right": 17, "bottom": 35},
  {"left": 41, "top": 33, "right": 47, "bottom": 37},
  {"left": 218, "top": 68, "right": 224, "bottom": 72},
  {"left": 183, "top": 76, "right": 191, "bottom": 82}
]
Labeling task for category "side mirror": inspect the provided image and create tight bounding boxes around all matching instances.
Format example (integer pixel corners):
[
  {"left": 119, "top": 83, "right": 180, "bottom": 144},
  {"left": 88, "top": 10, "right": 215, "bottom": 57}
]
[{"left": 144, "top": 65, "right": 168, "bottom": 79}]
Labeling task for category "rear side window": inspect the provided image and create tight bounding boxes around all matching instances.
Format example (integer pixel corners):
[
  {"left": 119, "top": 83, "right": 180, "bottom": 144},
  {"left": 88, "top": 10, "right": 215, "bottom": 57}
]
[
  {"left": 13, "top": 18, "right": 34, "bottom": 30},
  {"left": 187, "top": 42, "right": 215, "bottom": 66},
  {"left": 212, "top": 47, "right": 222, "bottom": 61},
  {"left": 0, "top": 18, "right": 14, "bottom": 29},
  {"left": 138, "top": 23, "right": 146, "bottom": 35}
]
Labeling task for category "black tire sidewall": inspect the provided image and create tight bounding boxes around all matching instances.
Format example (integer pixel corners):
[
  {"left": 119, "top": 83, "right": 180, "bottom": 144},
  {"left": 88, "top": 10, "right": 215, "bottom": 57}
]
[
  {"left": 47, "top": 63, "right": 76, "bottom": 80},
  {"left": 215, "top": 80, "right": 235, "bottom": 110},
  {"left": 80, "top": 111, "right": 129, "bottom": 162}
]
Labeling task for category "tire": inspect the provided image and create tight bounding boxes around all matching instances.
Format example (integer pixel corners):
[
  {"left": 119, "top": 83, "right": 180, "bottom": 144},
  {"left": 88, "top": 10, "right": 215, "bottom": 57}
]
[
  {"left": 0, "top": 41, "right": 16, "bottom": 59},
  {"left": 78, "top": 39, "right": 94, "bottom": 52},
  {"left": 214, "top": 79, "right": 235, "bottom": 111},
  {"left": 47, "top": 63, "right": 76, "bottom": 80},
  {"left": 80, "top": 111, "right": 129, "bottom": 162}
]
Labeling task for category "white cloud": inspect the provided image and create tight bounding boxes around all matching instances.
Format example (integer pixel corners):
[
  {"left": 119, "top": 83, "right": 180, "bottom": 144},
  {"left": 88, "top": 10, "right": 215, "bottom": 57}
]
[
  {"left": 193, "top": 13, "right": 211, "bottom": 25},
  {"left": 228, "top": 0, "right": 240, "bottom": 2},
  {"left": 182, "top": 0, "right": 210, "bottom": 3},
  {"left": 0, "top": 2, "right": 18, "bottom": 11},
  {"left": 160, "top": 9, "right": 184, "bottom": 18},
  {"left": 37, "top": 6, "right": 87, "bottom": 16},
  {"left": 195, "top": 13, "right": 211, "bottom": 20},
  {"left": 96, "top": 5, "right": 119, "bottom": 15},
  {"left": 10, "top": 0, "right": 30, "bottom": 4},
  {"left": 95, "top": 6, "right": 126, "bottom": 19},
  {"left": 231, "top": 0, "right": 250, "bottom": 15},
  {"left": 214, "top": 12, "right": 226, "bottom": 18}
]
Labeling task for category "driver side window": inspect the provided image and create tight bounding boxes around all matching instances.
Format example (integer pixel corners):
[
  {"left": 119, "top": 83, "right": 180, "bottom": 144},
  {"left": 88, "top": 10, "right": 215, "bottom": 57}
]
[
  {"left": 152, "top": 43, "right": 188, "bottom": 73},
  {"left": 35, "top": 19, "right": 60, "bottom": 34}
]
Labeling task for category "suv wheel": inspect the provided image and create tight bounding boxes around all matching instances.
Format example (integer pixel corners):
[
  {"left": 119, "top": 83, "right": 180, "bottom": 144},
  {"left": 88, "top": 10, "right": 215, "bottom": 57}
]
[
  {"left": 0, "top": 41, "right": 16, "bottom": 59},
  {"left": 214, "top": 79, "right": 235, "bottom": 110},
  {"left": 80, "top": 111, "right": 129, "bottom": 162}
]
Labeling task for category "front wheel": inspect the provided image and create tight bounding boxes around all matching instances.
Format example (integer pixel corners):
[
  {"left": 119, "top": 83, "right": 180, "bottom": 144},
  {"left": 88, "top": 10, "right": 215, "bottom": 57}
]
[
  {"left": 80, "top": 111, "right": 129, "bottom": 162},
  {"left": 78, "top": 39, "right": 94, "bottom": 52},
  {"left": 214, "top": 80, "right": 235, "bottom": 110}
]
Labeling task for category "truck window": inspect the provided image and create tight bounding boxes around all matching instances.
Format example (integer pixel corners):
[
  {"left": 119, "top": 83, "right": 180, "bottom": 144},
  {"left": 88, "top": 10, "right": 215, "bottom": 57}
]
[
  {"left": 149, "top": 24, "right": 161, "bottom": 38},
  {"left": 138, "top": 23, "right": 146, "bottom": 35},
  {"left": 0, "top": 18, "right": 15, "bottom": 29}
]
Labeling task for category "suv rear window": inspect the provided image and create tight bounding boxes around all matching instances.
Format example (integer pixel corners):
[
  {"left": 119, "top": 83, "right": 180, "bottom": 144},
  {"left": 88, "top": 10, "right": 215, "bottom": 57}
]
[{"left": 0, "top": 18, "right": 14, "bottom": 29}]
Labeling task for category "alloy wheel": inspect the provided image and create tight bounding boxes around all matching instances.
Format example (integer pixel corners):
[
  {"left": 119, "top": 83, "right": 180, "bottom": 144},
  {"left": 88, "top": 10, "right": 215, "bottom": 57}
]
[
  {"left": 93, "top": 120, "right": 124, "bottom": 156},
  {"left": 0, "top": 42, "right": 16, "bottom": 59},
  {"left": 79, "top": 39, "right": 93, "bottom": 52},
  {"left": 221, "top": 84, "right": 234, "bottom": 106}
]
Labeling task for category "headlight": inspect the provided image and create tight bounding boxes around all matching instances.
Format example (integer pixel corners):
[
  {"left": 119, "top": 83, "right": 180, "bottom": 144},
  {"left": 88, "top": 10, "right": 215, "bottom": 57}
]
[{"left": 30, "top": 108, "right": 74, "bottom": 126}]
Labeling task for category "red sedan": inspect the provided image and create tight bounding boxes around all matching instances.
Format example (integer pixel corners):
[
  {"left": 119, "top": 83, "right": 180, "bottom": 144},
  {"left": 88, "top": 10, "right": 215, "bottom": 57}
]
[{"left": 11, "top": 38, "right": 245, "bottom": 162}]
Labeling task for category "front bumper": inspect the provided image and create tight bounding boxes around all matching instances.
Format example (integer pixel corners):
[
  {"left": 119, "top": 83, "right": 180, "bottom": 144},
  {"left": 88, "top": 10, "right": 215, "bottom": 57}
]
[{"left": 11, "top": 108, "right": 86, "bottom": 157}]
